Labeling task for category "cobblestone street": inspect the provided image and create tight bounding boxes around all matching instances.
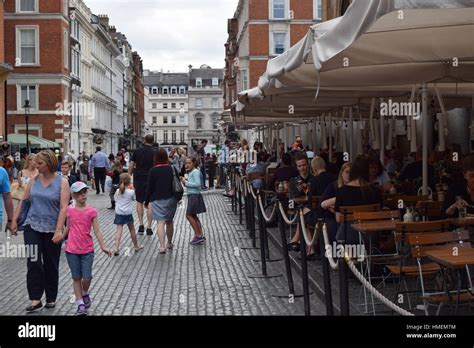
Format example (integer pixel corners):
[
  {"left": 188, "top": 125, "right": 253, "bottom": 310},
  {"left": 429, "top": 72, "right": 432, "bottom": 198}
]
[{"left": 0, "top": 190, "right": 325, "bottom": 316}]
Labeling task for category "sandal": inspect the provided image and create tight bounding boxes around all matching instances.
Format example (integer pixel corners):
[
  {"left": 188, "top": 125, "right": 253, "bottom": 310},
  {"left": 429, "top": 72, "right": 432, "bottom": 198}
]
[
  {"left": 167, "top": 242, "right": 174, "bottom": 250},
  {"left": 159, "top": 248, "right": 166, "bottom": 254},
  {"left": 134, "top": 245, "right": 144, "bottom": 252},
  {"left": 114, "top": 250, "right": 120, "bottom": 256}
]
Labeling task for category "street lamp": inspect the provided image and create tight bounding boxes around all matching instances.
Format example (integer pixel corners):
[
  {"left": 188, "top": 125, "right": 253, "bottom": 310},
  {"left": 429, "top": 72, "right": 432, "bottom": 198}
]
[{"left": 23, "top": 99, "right": 30, "bottom": 154}]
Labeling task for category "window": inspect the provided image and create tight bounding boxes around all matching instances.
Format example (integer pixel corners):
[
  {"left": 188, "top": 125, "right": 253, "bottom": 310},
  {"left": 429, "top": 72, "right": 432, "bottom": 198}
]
[
  {"left": 152, "top": 87, "right": 158, "bottom": 94},
  {"left": 241, "top": 69, "right": 248, "bottom": 90},
  {"left": 163, "top": 103, "right": 168, "bottom": 109},
  {"left": 20, "top": 85, "right": 37, "bottom": 110},
  {"left": 196, "top": 98, "right": 203, "bottom": 108},
  {"left": 196, "top": 78, "right": 202, "bottom": 88},
  {"left": 273, "top": 32, "right": 286, "bottom": 55},
  {"left": 163, "top": 87, "right": 169, "bottom": 94},
  {"left": 179, "top": 86, "right": 186, "bottom": 94},
  {"left": 16, "top": 27, "right": 39, "bottom": 65},
  {"left": 172, "top": 130, "right": 177, "bottom": 143},
  {"left": 71, "top": 18, "right": 80, "bottom": 40},
  {"left": 71, "top": 47, "right": 80, "bottom": 77},
  {"left": 64, "top": 30, "right": 69, "bottom": 69},
  {"left": 171, "top": 87, "right": 177, "bottom": 94},
  {"left": 180, "top": 130, "right": 185, "bottom": 143},
  {"left": 314, "top": 0, "right": 322, "bottom": 20},
  {"left": 171, "top": 103, "right": 176, "bottom": 109},
  {"left": 196, "top": 118, "right": 202, "bottom": 130},
  {"left": 152, "top": 103, "right": 157, "bottom": 109},
  {"left": 163, "top": 130, "right": 168, "bottom": 143},
  {"left": 17, "top": 0, "right": 37, "bottom": 12},
  {"left": 180, "top": 114, "right": 185, "bottom": 124},
  {"left": 212, "top": 98, "right": 219, "bottom": 109},
  {"left": 152, "top": 130, "right": 158, "bottom": 141},
  {"left": 163, "top": 116, "right": 168, "bottom": 124},
  {"left": 180, "top": 102, "right": 185, "bottom": 108},
  {"left": 152, "top": 116, "right": 157, "bottom": 124},
  {"left": 212, "top": 78, "right": 219, "bottom": 87},
  {"left": 172, "top": 116, "right": 176, "bottom": 124},
  {"left": 273, "top": 0, "right": 286, "bottom": 19}
]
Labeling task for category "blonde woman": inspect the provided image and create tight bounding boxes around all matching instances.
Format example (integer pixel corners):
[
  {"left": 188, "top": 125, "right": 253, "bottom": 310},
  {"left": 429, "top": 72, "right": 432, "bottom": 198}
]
[
  {"left": 320, "top": 162, "right": 351, "bottom": 244},
  {"left": 11, "top": 149, "right": 70, "bottom": 312},
  {"left": 18, "top": 154, "right": 39, "bottom": 188}
]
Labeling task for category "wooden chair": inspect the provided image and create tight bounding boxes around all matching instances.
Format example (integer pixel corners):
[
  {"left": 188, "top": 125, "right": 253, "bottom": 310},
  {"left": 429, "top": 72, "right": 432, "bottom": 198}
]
[
  {"left": 407, "top": 230, "right": 472, "bottom": 315},
  {"left": 416, "top": 201, "right": 443, "bottom": 221},
  {"left": 339, "top": 204, "right": 381, "bottom": 222},
  {"left": 386, "top": 220, "right": 455, "bottom": 312}
]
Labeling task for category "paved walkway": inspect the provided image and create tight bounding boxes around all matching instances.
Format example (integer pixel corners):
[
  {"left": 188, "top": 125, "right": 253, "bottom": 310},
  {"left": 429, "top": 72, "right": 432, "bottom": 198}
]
[{"left": 0, "top": 190, "right": 325, "bottom": 316}]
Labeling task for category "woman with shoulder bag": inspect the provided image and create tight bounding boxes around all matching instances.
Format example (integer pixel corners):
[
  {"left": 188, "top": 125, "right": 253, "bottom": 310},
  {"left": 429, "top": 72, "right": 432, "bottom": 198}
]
[
  {"left": 144, "top": 148, "right": 179, "bottom": 254},
  {"left": 10, "top": 150, "right": 71, "bottom": 312}
]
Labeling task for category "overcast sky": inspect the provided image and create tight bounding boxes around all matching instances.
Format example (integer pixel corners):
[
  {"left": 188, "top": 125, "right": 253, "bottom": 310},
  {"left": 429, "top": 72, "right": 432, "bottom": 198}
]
[{"left": 86, "top": 0, "right": 238, "bottom": 72}]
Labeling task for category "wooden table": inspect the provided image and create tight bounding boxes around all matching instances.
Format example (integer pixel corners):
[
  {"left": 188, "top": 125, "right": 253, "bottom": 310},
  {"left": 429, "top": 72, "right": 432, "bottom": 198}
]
[
  {"left": 425, "top": 247, "right": 474, "bottom": 270},
  {"left": 449, "top": 217, "right": 474, "bottom": 227},
  {"left": 352, "top": 220, "right": 397, "bottom": 234},
  {"left": 425, "top": 246, "right": 474, "bottom": 313}
]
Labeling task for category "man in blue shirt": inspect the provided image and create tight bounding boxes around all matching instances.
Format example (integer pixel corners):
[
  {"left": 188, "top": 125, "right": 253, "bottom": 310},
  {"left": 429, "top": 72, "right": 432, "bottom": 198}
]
[
  {"left": 89, "top": 146, "right": 110, "bottom": 194},
  {"left": 0, "top": 166, "right": 14, "bottom": 233},
  {"left": 218, "top": 140, "right": 230, "bottom": 189},
  {"left": 199, "top": 140, "right": 208, "bottom": 190}
]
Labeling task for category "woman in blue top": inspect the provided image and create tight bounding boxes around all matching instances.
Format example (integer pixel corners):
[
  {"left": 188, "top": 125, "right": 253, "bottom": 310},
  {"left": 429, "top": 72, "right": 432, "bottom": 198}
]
[
  {"left": 11, "top": 149, "right": 70, "bottom": 312},
  {"left": 180, "top": 156, "right": 207, "bottom": 245}
]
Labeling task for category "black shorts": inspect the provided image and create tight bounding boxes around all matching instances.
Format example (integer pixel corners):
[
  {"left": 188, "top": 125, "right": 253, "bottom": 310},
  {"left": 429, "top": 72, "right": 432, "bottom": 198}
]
[{"left": 134, "top": 176, "right": 148, "bottom": 203}]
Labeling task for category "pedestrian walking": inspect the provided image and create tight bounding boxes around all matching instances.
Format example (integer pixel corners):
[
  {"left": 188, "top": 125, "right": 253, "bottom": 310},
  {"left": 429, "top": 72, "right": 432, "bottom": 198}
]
[
  {"left": 128, "top": 135, "right": 156, "bottom": 235},
  {"left": 18, "top": 154, "right": 38, "bottom": 188},
  {"left": 108, "top": 160, "right": 122, "bottom": 210},
  {"left": 61, "top": 160, "right": 77, "bottom": 187},
  {"left": 63, "top": 181, "right": 112, "bottom": 316},
  {"left": 89, "top": 146, "right": 110, "bottom": 194},
  {"left": 10, "top": 149, "right": 70, "bottom": 312},
  {"left": 144, "top": 148, "right": 178, "bottom": 254},
  {"left": 199, "top": 140, "right": 208, "bottom": 189},
  {"left": 180, "top": 156, "right": 207, "bottom": 245},
  {"left": 79, "top": 159, "right": 89, "bottom": 183},
  {"left": 113, "top": 173, "right": 143, "bottom": 255}
]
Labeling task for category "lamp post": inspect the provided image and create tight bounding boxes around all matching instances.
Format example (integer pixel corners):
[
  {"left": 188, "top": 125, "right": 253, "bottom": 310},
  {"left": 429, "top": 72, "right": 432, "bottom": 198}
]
[{"left": 23, "top": 99, "right": 30, "bottom": 154}]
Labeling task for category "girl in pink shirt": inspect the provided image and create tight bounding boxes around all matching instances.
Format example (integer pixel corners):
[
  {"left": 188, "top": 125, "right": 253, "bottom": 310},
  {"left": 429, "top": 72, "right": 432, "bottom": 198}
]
[{"left": 64, "top": 182, "right": 112, "bottom": 316}]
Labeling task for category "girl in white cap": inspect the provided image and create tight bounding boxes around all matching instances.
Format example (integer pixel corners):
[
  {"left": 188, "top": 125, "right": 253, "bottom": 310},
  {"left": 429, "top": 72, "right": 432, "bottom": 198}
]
[{"left": 63, "top": 181, "right": 112, "bottom": 315}]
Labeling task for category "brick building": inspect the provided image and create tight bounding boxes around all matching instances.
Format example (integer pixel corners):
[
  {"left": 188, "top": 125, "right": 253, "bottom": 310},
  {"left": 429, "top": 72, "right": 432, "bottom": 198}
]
[
  {"left": 4, "top": 0, "right": 71, "bottom": 150},
  {"left": 0, "top": 0, "right": 13, "bottom": 138},
  {"left": 224, "top": 0, "right": 351, "bottom": 110}
]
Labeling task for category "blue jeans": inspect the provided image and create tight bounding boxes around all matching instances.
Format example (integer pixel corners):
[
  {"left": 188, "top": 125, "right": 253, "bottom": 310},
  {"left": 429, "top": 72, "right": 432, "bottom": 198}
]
[{"left": 66, "top": 252, "right": 94, "bottom": 279}]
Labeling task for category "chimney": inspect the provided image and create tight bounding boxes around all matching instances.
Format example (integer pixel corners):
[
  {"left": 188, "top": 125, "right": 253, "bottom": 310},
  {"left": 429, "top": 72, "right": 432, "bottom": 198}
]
[
  {"left": 98, "top": 14, "right": 109, "bottom": 31},
  {"left": 109, "top": 25, "right": 116, "bottom": 34},
  {"left": 188, "top": 64, "right": 193, "bottom": 72}
]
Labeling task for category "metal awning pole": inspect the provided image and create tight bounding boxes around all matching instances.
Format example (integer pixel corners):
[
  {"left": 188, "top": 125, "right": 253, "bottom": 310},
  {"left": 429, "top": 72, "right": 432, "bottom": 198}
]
[
  {"left": 349, "top": 108, "right": 354, "bottom": 161},
  {"left": 422, "top": 83, "right": 428, "bottom": 195}
]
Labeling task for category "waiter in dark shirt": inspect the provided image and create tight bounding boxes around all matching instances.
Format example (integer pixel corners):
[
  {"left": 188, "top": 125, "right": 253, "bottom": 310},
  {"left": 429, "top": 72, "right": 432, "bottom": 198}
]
[
  {"left": 129, "top": 135, "right": 156, "bottom": 235},
  {"left": 444, "top": 154, "right": 474, "bottom": 218}
]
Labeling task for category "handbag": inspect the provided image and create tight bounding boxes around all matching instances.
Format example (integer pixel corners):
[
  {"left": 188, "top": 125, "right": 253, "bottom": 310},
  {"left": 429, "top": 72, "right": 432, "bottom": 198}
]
[
  {"left": 17, "top": 199, "right": 31, "bottom": 232},
  {"left": 171, "top": 166, "right": 184, "bottom": 201}
]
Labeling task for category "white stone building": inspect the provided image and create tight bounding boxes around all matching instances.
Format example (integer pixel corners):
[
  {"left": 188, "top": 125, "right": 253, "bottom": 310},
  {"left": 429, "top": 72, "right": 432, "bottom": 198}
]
[{"left": 144, "top": 70, "right": 189, "bottom": 150}]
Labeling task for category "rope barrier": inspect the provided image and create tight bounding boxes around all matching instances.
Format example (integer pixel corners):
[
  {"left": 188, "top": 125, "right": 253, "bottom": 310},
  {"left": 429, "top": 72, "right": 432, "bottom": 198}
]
[
  {"left": 298, "top": 210, "right": 318, "bottom": 247},
  {"left": 257, "top": 195, "right": 278, "bottom": 223},
  {"left": 278, "top": 202, "right": 299, "bottom": 225},
  {"left": 247, "top": 181, "right": 258, "bottom": 200},
  {"left": 344, "top": 257, "right": 414, "bottom": 316},
  {"left": 318, "top": 223, "right": 414, "bottom": 316},
  {"left": 322, "top": 223, "right": 339, "bottom": 270}
]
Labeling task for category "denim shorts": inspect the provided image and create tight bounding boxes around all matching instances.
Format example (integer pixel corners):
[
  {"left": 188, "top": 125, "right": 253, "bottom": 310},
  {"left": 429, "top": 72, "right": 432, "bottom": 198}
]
[
  {"left": 114, "top": 214, "right": 134, "bottom": 225},
  {"left": 66, "top": 252, "right": 94, "bottom": 279}
]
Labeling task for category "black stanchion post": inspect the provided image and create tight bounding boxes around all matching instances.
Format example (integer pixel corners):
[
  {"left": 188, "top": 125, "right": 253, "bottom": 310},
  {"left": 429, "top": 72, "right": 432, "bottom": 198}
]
[
  {"left": 299, "top": 210, "right": 311, "bottom": 316},
  {"left": 318, "top": 219, "right": 334, "bottom": 316},
  {"left": 238, "top": 177, "right": 243, "bottom": 225},
  {"left": 338, "top": 211, "right": 350, "bottom": 316},
  {"left": 240, "top": 183, "right": 260, "bottom": 250},
  {"left": 247, "top": 194, "right": 282, "bottom": 279},
  {"left": 252, "top": 194, "right": 282, "bottom": 263}
]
